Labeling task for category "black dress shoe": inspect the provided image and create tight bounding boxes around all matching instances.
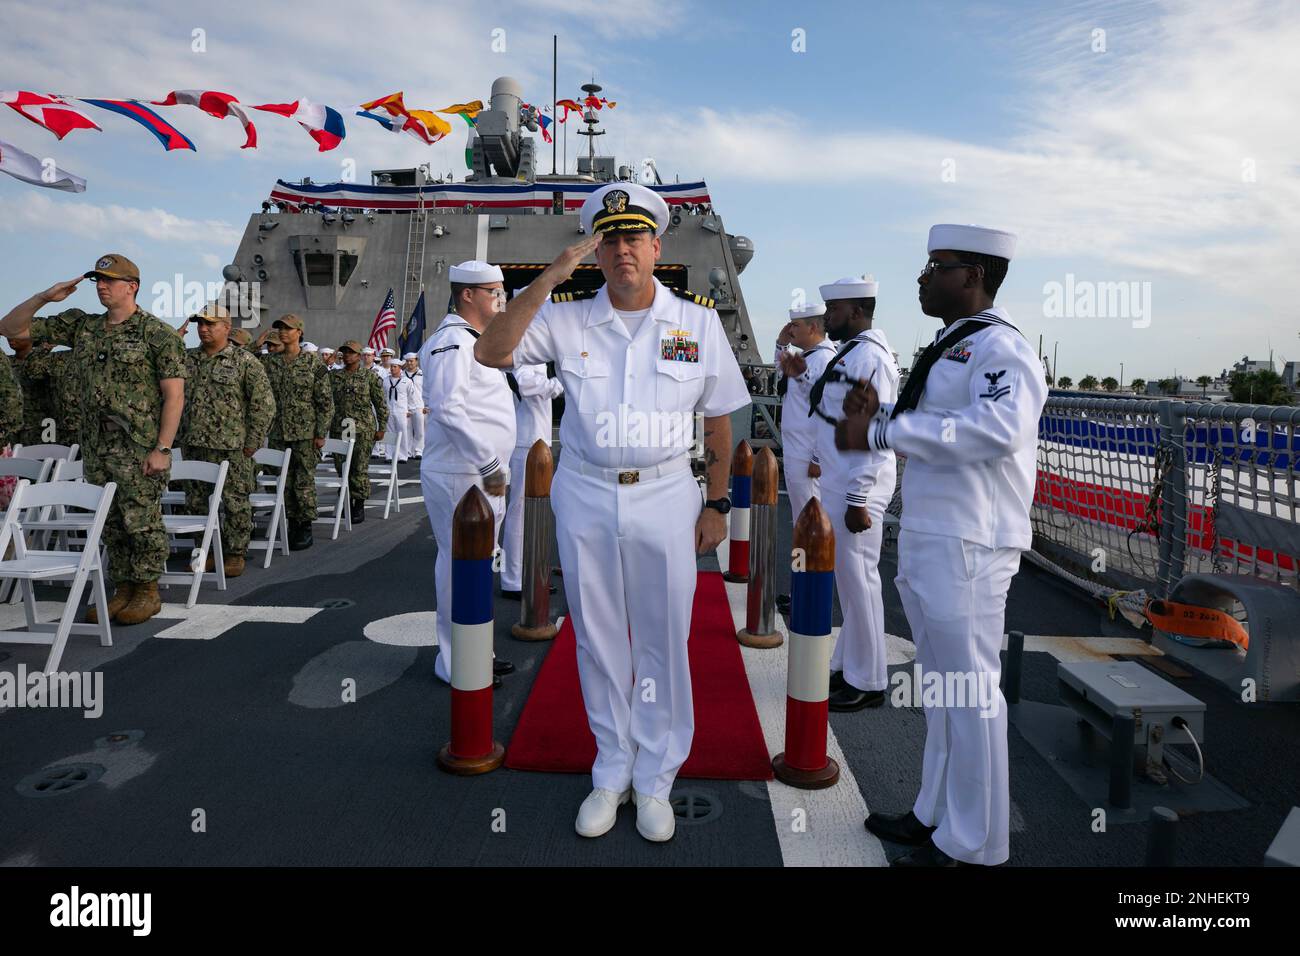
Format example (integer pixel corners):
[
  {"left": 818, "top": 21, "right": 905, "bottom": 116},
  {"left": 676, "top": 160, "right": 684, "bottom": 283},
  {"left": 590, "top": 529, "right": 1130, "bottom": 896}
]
[
  {"left": 351, "top": 499, "right": 366, "bottom": 522},
  {"left": 492, "top": 674, "right": 502, "bottom": 690},
  {"left": 492, "top": 659, "right": 515, "bottom": 676},
  {"left": 865, "top": 809, "right": 937, "bottom": 847},
  {"left": 827, "top": 683, "right": 886, "bottom": 712},
  {"left": 891, "top": 839, "right": 959, "bottom": 868},
  {"left": 775, "top": 593, "right": 791, "bottom": 611},
  {"left": 501, "top": 589, "right": 521, "bottom": 601},
  {"left": 829, "top": 670, "right": 846, "bottom": 693}
]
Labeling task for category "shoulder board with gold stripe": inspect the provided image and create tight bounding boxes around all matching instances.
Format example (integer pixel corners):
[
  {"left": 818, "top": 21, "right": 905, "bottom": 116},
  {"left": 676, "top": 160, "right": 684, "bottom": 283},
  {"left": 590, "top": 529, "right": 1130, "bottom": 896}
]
[
  {"left": 673, "top": 288, "right": 716, "bottom": 309},
  {"left": 550, "top": 289, "right": 599, "bottom": 303}
]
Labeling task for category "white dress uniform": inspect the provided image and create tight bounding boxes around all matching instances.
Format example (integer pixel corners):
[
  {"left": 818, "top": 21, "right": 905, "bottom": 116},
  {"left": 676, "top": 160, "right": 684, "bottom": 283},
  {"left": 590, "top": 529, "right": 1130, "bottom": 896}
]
[
  {"left": 866, "top": 224, "right": 1047, "bottom": 866},
  {"left": 812, "top": 278, "right": 900, "bottom": 695},
  {"left": 403, "top": 356, "right": 426, "bottom": 455},
  {"left": 776, "top": 311, "right": 835, "bottom": 522},
  {"left": 383, "top": 370, "right": 419, "bottom": 461},
  {"left": 512, "top": 276, "right": 749, "bottom": 799},
  {"left": 501, "top": 364, "right": 563, "bottom": 592},
  {"left": 422, "top": 302, "right": 517, "bottom": 685}
]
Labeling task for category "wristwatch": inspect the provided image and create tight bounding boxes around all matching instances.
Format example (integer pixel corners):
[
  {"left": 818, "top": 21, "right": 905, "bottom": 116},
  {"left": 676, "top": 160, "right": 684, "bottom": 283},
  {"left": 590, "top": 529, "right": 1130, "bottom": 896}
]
[
  {"left": 155, "top": 445, "right": 172, "bottom": 455},
  {"left": 704, "top": 497, "right": 732, "bottom": 515}
]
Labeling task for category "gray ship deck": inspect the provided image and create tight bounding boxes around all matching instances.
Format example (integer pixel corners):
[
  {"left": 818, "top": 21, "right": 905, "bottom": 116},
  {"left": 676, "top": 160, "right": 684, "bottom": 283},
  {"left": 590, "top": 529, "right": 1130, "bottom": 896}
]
[{"left": 1, "top": 460, "right": 1295, "bottom": 868}]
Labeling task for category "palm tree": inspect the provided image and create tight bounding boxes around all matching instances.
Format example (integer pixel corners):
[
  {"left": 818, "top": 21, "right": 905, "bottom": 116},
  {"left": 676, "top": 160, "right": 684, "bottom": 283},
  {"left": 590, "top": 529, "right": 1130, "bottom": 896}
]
[
  {"left": 1079, "top": 374, "right": 1099, "bottom": 390},
  {"left": 1058, "top": 376, "right": 1073, "bottom": 389},
  {"left": 1101, "top": 376, "right": 1119, "bottom": 391},
  {"left": 1195, "top": 375, "right": 1213, "bottom": 398},
  {"left": 1158, "top": 378, "right": 1178, "bottom": 395},
  {"left": 1129, "top": 377, "right": 1146, "bottom": 394}
]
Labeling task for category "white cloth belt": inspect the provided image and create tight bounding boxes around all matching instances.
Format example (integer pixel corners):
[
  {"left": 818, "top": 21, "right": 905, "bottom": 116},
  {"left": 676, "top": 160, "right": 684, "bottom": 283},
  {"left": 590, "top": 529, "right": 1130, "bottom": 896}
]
[{"left": 559, "top": 453, "right": 690, "bottom": 485}]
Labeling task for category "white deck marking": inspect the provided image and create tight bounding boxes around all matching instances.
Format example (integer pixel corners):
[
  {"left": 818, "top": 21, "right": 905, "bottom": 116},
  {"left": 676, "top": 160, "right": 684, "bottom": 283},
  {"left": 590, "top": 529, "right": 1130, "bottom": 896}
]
[
  {"left": 151, "top": 603, "right": 322, "bottom": 640},
  {"left": 715, "top": 541, "right": 889, "bottom": 867},
  {"left": 365, "top": 611, "right": 438, "bottom": 646}
]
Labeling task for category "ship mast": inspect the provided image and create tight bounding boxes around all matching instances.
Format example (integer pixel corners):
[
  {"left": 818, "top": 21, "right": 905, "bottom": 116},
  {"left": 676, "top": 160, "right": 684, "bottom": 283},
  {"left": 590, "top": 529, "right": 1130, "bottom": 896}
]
[{"left": 577, "top": 81, "right": 605, "bottom": 172}]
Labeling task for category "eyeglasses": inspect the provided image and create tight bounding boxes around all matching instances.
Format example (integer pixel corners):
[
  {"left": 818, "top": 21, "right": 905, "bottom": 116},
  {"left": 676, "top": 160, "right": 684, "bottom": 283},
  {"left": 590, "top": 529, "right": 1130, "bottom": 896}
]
[
  {"left": 472, "top": 286, "right": 507, "bottom": 300},
  {"left": 922, "top": 259, "right": 982, "bottom": 277}
]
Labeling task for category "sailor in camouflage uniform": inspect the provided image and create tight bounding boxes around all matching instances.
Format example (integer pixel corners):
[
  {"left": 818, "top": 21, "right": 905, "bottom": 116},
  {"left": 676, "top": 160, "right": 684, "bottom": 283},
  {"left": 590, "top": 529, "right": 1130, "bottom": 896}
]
[
  {"left": 6, "top": 335, "right": 57, "bottom": 447},
  {"left": 51, "top": 349, "right": 83, "bottom": 446},
  {"left": 181, "top": 306, "right": 276, "bottom": 577},
  {"left": 329, "top": 340, "right": 387, "bottom": 522},
  {"left": 0, "top": 348, "right": 24, "bottom": 449},
  {"left": 260, "top": 313, "right": 333, "bottom": 550},
  {"left": 0, "top": 254, "right": 186, "bottom": 626}
]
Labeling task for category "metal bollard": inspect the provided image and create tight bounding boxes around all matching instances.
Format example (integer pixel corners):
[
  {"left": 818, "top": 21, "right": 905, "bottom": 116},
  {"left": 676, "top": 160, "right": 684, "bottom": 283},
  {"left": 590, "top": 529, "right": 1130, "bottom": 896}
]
[
  {"left": 1145, "top": 807, "right": 1179, "bottom": 866},
  {"left": 723, "top": 440, "right": 752, "bottom": 583},
  {"left": 512, "top": 440, "right": 558, "bottom": 641},
  {"left": 437, "top": 485, "right": 505, "bottom": 775},
  {"left": 738, "top": 448, "right": 781, "bottom": 648},
  {"left": 772, "top": 498, "right": 840, "bottom": 789},
  {"left": 1108, "top": 712, "right": 1135, "bottom": 809},
  {"left": 1004, "top": 630, "right": 1024, "bottom": 705}
]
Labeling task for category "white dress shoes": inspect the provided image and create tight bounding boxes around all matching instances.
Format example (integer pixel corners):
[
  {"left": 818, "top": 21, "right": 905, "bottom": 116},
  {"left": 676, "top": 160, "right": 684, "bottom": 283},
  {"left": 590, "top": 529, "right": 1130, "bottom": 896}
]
[
  {"left": 634, "top": 791, "right": 676, "bottom": 842},
  {"left": 574, "top": 787, "right": 631, "bottom": 838}
]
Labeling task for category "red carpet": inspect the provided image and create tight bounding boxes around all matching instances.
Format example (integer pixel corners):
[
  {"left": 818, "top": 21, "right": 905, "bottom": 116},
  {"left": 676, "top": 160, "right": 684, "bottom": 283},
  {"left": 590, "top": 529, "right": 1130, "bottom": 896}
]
[{"left": 504, "top": 571, "right": 774, "bottom": 781}]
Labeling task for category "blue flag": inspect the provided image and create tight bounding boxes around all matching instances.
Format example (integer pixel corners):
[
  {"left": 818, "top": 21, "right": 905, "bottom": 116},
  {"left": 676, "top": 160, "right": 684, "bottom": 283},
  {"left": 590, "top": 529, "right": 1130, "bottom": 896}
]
[{"left": 399, "top": 291, "right": 426, "bottom": 356}]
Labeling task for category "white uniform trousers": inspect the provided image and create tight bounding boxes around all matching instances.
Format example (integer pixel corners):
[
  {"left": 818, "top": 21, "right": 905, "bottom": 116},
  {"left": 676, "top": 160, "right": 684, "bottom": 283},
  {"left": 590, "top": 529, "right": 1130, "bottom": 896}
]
[
  {"left": 826, "top": 488, "right": 888, "bottom": 692},
  {"left": 551, "top": 463, "right": 701, "bottom": 799},
  {"left": 500, "top": 444, "right": 533, "bottom": 592},
  {"left": 894, "top": 528, "right": 1020, "bottom": 866},
  {"left": 409, "top": 405, "right": 426, "bottom": 456},
  {"left": 385, "top": 408, "right": 409, "bottom": 461},
  {"left": 782, "top": 455, "right": 820, "bottom": 525},
  {"left": 423, "top": 469, "right": 507, "bottom": 685}
]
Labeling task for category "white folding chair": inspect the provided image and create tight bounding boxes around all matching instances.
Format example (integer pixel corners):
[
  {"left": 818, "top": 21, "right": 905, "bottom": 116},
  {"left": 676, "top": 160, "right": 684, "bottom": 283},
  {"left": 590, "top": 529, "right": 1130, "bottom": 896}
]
[
  {"left": 365, "top": 431, "right": 402, "bottom": 520},
  {"left": 12, "top": 442, "right": 80, "bottom": 466},
  {"left": 0, "top": 458, "right": 57, "bottom": 601},
  {"left": 159, "top": 459, "right": 229, "bottom": 608},
  {"left": 314, "top": 436, "right": 354, "bottom": 539},
  {"left": 0, "top": 479, "right": 116, "bottom": 673},
  {"left": 249, "top": 447, "right": 291, "bottom": 568}
]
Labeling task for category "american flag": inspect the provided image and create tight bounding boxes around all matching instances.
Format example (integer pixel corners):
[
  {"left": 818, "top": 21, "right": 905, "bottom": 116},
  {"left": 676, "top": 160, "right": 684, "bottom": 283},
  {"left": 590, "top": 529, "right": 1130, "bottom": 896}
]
[{"left": 368, "top": 288, "right": 397, "bottom": 352}]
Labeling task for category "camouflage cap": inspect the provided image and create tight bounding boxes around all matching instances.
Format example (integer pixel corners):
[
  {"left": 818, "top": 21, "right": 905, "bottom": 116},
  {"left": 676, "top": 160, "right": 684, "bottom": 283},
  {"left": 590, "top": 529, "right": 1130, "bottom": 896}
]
[
  {"left": 193, "top": 304, "right": 231, "bottom": 324},
  {"left": 265, "top": 328, "right": 283, "bottom": 343},
  {"left": 338, "top": 340, "right": 363, "bottom": 353},
  {"left": 273, "top": 313, "right": 304, "bottom": 331},
  {"left": 84, "top": 253, "right": 140, "bottom": 282},
  {"left": 231, "top": 328, "right": 252, "bottom": 347}
]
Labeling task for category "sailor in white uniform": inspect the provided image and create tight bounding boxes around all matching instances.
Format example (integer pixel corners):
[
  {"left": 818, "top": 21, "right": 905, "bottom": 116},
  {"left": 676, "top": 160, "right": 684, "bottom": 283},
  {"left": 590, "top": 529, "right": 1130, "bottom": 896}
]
[
  {"left": 422, "top": 260, "right": 518, "bottom": 687},
  {"left": 402, "top": 352, "right": 427, "bottom": 458},
  {"left": 798, "top": 276, "right": 899, "bottom": 711},
  {"left": 383, "top": 359, "right": 419, "bottom": 461},
  {"left": 775, "top": 303, "right": 835, "bottom": 523},
  {"left": 500, "top": 362, "right": 564, "bottom": 597},
  {"left": 474, "top": 182, "right": 750, "bottom": 843},
  {"left": 840, "top": 224, "right": 1047, "bottom": 866},
  {"left": 361, "top": 346, "right": 380, "bottom": 376}
]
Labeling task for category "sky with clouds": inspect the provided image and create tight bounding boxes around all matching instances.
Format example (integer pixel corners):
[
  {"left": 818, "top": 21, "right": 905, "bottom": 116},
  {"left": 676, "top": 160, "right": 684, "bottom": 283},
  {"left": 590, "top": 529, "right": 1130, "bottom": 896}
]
[{"left": 0, "top": 0, "right": 1294, "bottom": 382}]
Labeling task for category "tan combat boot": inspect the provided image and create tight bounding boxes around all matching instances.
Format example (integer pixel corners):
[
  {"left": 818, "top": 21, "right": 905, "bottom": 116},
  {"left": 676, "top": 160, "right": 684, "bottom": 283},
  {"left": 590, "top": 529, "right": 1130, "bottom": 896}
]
[
  {"left": 115, "top": 582, "right": 162, "bottom": 626},
  {"left": 86, "top": 582, "right": 135, "bottom": 624},
  {"left": 223, "top": 555, "right": 246, "bottom": 578}
]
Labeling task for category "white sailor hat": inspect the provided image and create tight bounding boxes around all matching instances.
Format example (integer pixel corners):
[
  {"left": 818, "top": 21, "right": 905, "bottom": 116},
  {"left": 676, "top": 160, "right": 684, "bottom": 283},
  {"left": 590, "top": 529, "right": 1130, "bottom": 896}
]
[
  {"left": 361, "top": 346, "right": 375, "bottom": 355},
  {"left": 449, "top": 259, "right": 504, "bottom": 284},
  {"left": 402, "top": 352, "right": 418, "bottom": 360},
  {"left": 581, "top": 182, "right": 669, "bottom": 237},
  {"left": 302, "top": 342, "right": 318, "bottom": 352},
  {"left": 928, "top": 223, "right": 1017, "bottom": 260},
  {"left": 819, "top": 275, "right": 878, "bottom": 301},
  {"left": 788, "top": 303, "right": 825, "bottom": 321}
]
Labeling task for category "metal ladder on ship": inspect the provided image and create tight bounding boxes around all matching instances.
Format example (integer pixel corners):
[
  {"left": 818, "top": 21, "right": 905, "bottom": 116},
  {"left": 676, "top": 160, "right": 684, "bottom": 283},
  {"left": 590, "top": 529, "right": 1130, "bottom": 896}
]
[{"left": 399, "top": 196, "right": 428, "bottom": 340}]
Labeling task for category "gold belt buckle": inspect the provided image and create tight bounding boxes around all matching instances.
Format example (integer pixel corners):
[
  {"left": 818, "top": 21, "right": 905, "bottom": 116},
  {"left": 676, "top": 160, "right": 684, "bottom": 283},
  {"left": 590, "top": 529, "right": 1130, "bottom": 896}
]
[{"left": 617, "top": 470, "right": 639, "bottom": 485}]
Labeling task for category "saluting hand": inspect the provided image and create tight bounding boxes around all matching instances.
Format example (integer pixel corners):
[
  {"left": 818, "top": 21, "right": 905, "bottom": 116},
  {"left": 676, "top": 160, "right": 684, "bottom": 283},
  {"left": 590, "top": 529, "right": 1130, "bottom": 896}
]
[
  {"left": 776, "top": 321, "right": 795, "bottom": 349},
  {"left": 543, "top": 234, "right": 602, "bottom": 287},
  {"left": 40, "top": 277, "right": 83, "bottom": 304}
]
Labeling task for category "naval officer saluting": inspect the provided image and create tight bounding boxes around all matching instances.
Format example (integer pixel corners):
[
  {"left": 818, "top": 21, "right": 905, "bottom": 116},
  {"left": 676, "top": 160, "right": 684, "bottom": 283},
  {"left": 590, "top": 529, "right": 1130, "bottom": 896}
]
[
  {"left": 838, "top": 224, "right": 1047, "bottom": 866},
  {"left": 421, "top": 260, "right": 517, "bottom": 688},
  {"left": 475, "top": 183, "right": 750, "bottom": 842}
]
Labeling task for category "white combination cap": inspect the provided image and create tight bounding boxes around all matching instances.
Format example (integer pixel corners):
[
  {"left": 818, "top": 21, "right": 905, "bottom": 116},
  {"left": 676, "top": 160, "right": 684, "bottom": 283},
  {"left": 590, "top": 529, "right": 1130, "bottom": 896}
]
[
  {"left": 580, "top": 182, "right": 669, "bottom": 237},
  {"left": 927, "top": 224, "right": 1017, "bottom": 260},
  {"left": 819, "top": 275, "right": 878, "bottom": 301},
  {"left": 449, "top": 259, "right": 504, "bottom": 284}
]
